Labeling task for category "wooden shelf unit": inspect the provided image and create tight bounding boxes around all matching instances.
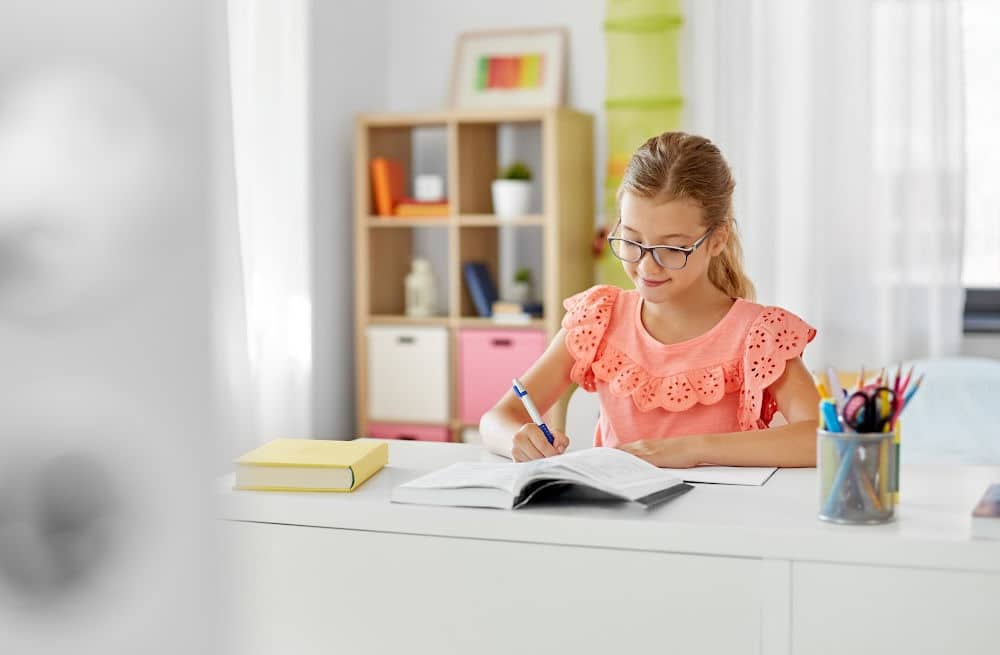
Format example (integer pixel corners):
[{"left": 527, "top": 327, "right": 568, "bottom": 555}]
[{"left": 354, "top": 107, "right": 594, "bottom": 441}]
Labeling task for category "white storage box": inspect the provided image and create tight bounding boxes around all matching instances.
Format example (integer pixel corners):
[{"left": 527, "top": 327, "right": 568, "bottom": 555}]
[{"left": 367, "top": 325, "right": 450, "bottom": 423}]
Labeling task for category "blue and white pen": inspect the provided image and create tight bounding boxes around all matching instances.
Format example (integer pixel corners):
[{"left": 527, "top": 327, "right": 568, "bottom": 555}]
[{"left": 512, "top": 378, "right": 554, "bottom": 445}]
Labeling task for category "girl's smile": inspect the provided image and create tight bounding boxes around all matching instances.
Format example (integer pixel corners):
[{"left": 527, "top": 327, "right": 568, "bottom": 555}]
[{"left": 639, "top": 277, "right": 671, "bottom": 288}]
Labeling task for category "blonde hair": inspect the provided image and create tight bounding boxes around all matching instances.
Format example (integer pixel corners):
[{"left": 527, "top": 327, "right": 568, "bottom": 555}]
[{"left": 617, "top": 132, "right": 756, "bottom": 301}]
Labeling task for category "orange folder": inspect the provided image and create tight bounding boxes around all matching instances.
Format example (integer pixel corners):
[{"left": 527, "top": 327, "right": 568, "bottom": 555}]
[{"left": 370, "top": 157, "right": 405, "bottom": 216}]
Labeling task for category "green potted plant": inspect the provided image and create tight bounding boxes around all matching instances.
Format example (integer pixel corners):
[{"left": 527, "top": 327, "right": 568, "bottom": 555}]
[
  {"left": 491, "top": 161, "right": 533, "bottom": 218},
  {"left": 510, "top": 267, "right": 533, "bottom": 303}
]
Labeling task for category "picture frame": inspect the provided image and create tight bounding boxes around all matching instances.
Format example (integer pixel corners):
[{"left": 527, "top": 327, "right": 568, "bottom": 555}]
[{"left": 449, "top": 27, "right": 567, "bottom": 109}]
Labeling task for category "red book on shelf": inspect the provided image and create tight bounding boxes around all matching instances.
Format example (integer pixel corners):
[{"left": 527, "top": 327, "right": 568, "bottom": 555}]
[{"left": 370, "top": 157, "right": 405, "bottom": 216}]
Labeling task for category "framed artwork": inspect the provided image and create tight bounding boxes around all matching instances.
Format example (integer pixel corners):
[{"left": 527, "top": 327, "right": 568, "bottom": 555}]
[{"left": 449, "top": 27, "right": 567, "bottom": 108}]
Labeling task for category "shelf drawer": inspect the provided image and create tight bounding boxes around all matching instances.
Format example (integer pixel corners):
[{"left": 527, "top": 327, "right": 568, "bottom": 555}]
[
  {"left": 367, "top": 422, "right": 450, "bottom": 442},
  {"left": 367, "top": 325, "right": 450, "bottom": 423},
  {"left": 457, "top": 328, "right": 547, "bottom": 425}
]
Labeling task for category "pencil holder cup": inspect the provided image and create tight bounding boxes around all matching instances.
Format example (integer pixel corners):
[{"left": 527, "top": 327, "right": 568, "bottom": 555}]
[{"left": 817, "top": 428, "right": 898, "bottom": 524}]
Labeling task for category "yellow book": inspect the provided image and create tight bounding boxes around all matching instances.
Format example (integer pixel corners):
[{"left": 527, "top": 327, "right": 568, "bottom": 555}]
[{"left": 233, "top": 438, "right": 388, "bottom": 492}]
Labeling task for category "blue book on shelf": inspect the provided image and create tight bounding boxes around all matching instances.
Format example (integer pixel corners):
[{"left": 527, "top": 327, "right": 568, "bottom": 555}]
[{"left": 462, "top": 262, "right": 498, "bottom": 317}]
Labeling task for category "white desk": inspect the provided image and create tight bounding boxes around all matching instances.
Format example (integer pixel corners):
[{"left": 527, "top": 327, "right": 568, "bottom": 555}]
[{"left": 220, "top": 441, "right": 1000, "bottom": 655}]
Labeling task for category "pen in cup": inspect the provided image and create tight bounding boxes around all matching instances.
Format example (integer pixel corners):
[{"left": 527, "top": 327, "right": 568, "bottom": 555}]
[{"left": 512, "top": 378, "right": 555, "bottom": 446}]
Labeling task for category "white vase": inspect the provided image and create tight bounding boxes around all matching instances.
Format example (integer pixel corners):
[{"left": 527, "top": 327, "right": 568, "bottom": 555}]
[
  {"left": 508, "top": 280, "right": 532, "bottom": 304},
  {"left": 491, "top": 179, "right": 532, "bottom": 218},
  {"left": 404, "top": 258, "right": 436, "bottom": 317},
  {"left": 414, "top": 174, "right": 444, "bottom": 202}
]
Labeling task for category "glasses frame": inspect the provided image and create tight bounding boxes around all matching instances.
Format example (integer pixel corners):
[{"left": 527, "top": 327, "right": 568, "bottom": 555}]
[{"left": 606, "top": 225, "right": 714, "bottom": 271}]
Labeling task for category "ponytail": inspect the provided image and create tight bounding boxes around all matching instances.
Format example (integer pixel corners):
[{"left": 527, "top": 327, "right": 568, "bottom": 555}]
[{"left": 709, "top": 221, "right": 755, "bottom": 300}]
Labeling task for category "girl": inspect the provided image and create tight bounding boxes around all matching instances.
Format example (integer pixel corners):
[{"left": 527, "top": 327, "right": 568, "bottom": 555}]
[{"left": 480, "top": 132, "right": 820, "bottom": 467}]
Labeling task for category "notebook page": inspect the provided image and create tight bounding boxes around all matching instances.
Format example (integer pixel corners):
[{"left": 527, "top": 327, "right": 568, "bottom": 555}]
[
  {"left": 398, "top": 462, "right": 522, "bottom": 495},
  {"left": 662, "top": 465, "right": 776, "bottom": 486}
]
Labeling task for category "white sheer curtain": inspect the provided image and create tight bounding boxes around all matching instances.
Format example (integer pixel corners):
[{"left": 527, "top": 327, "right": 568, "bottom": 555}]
[
  {"left": 684, "top": 0, "right": 966, "bottom": 368},
  {"left": 223, "top": 0, "right": 312, "bottom": 448}
]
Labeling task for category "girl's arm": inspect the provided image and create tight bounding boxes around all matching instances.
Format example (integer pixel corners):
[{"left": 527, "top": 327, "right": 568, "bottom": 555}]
[
  {"left": 620, "top": 357, "right": 821, "bottom": 468},
  {"left": 480, "top": 328, "right": 576, "bottom": 460}
]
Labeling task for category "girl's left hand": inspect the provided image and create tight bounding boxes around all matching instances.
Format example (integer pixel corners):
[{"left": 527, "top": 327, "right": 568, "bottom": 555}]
[{"left": 617, "top": 436, "right": 702, "bottom": 469}]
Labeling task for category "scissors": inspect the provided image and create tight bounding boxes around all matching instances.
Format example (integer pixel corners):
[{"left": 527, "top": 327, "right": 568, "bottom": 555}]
[{"left": 842, "top": 386, "right": 896, "bottom": 433}]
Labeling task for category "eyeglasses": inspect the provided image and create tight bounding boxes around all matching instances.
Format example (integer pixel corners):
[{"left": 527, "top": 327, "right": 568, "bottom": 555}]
[{"left": 607, "top": 226, "right": 714, "bottom": 270}]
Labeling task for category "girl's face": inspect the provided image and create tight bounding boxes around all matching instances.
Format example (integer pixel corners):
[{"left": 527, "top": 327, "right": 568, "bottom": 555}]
[{"left": 616, "top": 192, "right": 726, "bottom": 304}]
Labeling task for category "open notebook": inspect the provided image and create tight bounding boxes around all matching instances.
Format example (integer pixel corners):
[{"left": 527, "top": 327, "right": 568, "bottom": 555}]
[{"left": 391, "top": 447, "right": 695, "bottom": 510}]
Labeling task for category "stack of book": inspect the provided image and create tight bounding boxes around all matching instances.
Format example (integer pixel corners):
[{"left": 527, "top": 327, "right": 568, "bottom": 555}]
[{"left": 491, "top": 301, "right": 543, "bottom": 325}]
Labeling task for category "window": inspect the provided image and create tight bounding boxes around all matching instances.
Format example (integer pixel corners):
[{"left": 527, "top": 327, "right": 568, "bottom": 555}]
[{"left": 962, "top": 0, "right": 1000, "bottom": 331}]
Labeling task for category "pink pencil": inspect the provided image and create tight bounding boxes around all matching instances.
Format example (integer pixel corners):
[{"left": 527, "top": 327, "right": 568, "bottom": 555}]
[
  {"left": 897, "top": 365, "right": 915, "bottom": 398},
  {"left": 890, "top": 363, "right": 903, "bottom": 426}
]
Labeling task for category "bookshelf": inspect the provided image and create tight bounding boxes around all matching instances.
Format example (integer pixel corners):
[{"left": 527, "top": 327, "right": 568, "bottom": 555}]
[{"left": 354, "top": 107, "right": 594, "bottom": 441}]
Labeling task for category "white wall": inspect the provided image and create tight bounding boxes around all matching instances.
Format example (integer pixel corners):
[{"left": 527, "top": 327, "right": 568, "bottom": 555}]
[{"left": 310, "top": 0, "right": 390, "bottom": 437}]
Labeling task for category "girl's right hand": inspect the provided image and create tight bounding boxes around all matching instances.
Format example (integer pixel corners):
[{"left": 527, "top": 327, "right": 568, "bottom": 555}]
[{"left": 511, "top": 424, "right": 570, "bottom": 462}]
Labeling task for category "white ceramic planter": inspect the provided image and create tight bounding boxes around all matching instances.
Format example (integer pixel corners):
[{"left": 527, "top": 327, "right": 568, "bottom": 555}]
[
  {"left": 491, "top": 179, "right": 532, "bottom": 218},
  {"left": 508, "top": 280, "right": 532, "bottom": 304}
]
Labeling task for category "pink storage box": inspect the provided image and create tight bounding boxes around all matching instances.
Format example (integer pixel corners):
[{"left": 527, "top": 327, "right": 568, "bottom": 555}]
[
  {"left": 457, "top": 328, "right": 547, "bottom": 425},
  {"left": 367, "top": 422, "right": 450, "bottom": 442}
]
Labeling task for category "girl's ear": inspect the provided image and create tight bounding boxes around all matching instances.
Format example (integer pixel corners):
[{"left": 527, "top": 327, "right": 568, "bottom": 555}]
[{"left": 708, "top": 224, "right": 730, "bottom": 257}]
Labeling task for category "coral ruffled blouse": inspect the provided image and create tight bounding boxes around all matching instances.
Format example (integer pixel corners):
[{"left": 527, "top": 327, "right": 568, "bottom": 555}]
[{"left": 562, "top": 285, "right": 817, "bottom": 448}]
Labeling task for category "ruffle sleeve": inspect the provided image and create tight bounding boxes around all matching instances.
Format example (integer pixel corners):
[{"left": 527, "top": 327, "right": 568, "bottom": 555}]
[
  {"left": 737, "top": 306, "right": 817, "bottom": 430},
  {"left": 561, "top": 285, "right": 620, "bottom": 391}
]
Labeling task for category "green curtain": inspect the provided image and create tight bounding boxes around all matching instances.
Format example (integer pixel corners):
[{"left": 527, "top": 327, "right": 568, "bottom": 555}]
[{"left": 598, "top": 0, "right": 684, "bottom": 286}]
